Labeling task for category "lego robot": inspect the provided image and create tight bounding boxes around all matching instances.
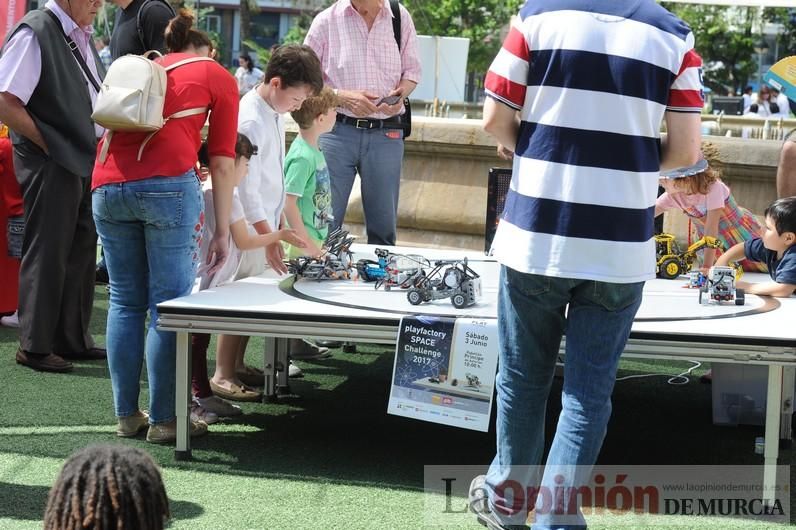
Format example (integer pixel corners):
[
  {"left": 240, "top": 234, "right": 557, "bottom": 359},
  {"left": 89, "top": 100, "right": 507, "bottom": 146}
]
[
  {"left": 356, "top": 249, "right": 429, "bottom": 290},
  {"left": 406, "top": 258, "right": 481, "bottom": 309},
  {"left": 287, "top": 229, "right": 356, "bottom": 280},
  {"left": 698, "top": 266, "right": 745, "bottom": 306}
]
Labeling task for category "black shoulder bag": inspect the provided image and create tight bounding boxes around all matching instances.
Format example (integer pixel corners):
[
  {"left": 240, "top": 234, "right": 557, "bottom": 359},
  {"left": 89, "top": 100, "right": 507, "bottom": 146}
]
[{"left": 389, "top": 0, "right": 411, "bottom": 139}]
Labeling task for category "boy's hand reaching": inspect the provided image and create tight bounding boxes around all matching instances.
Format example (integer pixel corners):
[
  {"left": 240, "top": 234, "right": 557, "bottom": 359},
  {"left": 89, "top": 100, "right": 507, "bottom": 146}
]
[
  {"left": 714, "top": 254, "right": 730, "bottom": 267},
  {"left": 206, "top": 232, "right": 229, "bottom": 275},
  {"left": 306, "top": 242, "right": 325, "bottom": 259},
  {"left": 735, "top": 279, "right": 752, "bottom": 291},
  {"left": 278, "top": 229, "right": 308, "bottom": 249},
  {"left": 266, "top": 241, "right": 287, "bottom": 275}
]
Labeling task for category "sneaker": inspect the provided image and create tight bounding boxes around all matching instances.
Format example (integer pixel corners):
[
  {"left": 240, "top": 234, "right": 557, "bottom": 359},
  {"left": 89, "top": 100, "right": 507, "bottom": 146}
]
[
  {"left": 0, "top": 311, "right": 19, "bottom": 328},
  {"left": 196, "top": 395, "right": 242, "bottom": 417},
  {"left": 191, "top": 399, "right": 219, "bottom": 425},
  {"left": 288, "top": 338, "right": 332, "bottom": 360},
  {"left": 146, "top": 419, "right": 208, "bottom": 444},
  {"left": 469, "top": 475, "right": 529, "bottom": 530},
  {"left": 116, "top": 410, "right": 149, "bottom": 437},
  {"left": 288, "top": 361, "right": 303, "bottom": 378},
  {"left": 277, "top": 360, "right": 304, "bottom": 378}
]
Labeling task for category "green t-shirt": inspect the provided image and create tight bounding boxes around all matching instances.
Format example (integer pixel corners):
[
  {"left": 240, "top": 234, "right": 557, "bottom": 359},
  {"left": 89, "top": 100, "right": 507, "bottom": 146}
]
[{"left": 284, "top": 137, "right": 333, "bottom": 242}]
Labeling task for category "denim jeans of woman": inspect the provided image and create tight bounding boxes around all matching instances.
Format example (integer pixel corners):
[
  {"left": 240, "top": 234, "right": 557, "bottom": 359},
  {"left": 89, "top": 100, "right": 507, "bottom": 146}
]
[
  {"left": 485, "top": 266, "right": 644, "bottom": 530},
  {"left": 93, "top": 173, "right": 202, "bottom": 424}
]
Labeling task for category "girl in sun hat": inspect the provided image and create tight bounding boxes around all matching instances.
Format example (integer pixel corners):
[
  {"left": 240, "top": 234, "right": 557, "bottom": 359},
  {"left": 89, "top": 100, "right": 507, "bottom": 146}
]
[{"left": 655, "top": 141, "right": 766, "bottom": 272}]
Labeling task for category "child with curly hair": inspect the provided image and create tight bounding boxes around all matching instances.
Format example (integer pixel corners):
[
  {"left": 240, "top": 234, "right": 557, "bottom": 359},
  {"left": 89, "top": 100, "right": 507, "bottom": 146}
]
[{"left": 655, "top": 142, "right": 765, "bottom": 271}]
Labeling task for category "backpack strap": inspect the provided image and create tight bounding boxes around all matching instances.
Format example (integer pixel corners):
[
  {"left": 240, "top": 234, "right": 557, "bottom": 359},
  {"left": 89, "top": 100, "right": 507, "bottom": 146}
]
[
  {"left": 136, "top": 106, "right": 207, "bottom": 160},
  {"left": 97, "top": 104, "right": 208, "bottom": 163},
  {"left": 389, "top": 0, "right": 401, "bottom": 51},
  {"left": 137, "top": 0, "right": 176, "bottom": 51},
  {"left": 389, "top": 0, "right": 412, "bottom": 138},
  {"left": 164, "top": 56, "right": 216, "bottom": 71},
  {"left": 98, "top": 130, "right": 113, "bottom": 163},
  {"left": 135, "top": 57, "right": 214, "bottom": 160}
]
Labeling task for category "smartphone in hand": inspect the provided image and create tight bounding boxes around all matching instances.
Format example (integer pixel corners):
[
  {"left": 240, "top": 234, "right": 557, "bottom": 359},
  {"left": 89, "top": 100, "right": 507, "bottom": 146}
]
[{"left": 377, "top": 95, "right": 402, "bottom": 106}]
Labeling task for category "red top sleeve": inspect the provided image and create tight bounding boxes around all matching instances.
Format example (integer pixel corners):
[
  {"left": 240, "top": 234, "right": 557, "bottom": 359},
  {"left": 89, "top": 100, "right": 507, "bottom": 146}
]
[{"left": 205, "top": 63, "right": 239, "bottom": 160}]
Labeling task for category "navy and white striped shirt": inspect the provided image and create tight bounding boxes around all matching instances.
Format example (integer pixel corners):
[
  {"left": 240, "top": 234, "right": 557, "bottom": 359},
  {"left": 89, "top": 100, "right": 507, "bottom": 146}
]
[{"left": 486, "top": 0, "right": 704, "bottom": 283}]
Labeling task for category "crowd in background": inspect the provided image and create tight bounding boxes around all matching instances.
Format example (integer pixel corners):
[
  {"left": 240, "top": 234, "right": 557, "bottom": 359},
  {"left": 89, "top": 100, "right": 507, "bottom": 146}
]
[{"left": 738, "top": 84, "right": 795, "bottom": 118}]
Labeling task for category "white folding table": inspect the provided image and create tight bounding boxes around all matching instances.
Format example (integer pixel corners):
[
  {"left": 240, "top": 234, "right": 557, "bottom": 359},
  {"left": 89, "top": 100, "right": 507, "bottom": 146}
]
[{"left": 157, "top": 245, "right": 796, "bottom": 499}]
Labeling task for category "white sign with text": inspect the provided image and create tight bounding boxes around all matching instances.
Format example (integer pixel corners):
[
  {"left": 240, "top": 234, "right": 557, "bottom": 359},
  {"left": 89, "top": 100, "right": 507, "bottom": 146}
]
[{"left": 387, "top": 315, "right": 499, "bottom": 431}]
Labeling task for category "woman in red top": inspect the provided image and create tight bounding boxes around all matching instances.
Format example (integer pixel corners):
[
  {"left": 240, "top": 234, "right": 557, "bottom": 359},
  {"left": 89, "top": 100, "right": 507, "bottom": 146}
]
[
  {"left": 92, "top": 11, "right": 238, "bottom": 444},
  {"left": 0, "top": 124, "right": 23, "bottom": 326}
]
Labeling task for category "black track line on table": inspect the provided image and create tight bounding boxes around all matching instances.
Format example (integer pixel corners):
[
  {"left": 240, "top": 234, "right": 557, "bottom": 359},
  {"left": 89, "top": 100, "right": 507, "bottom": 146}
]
[{"left": 281, "top": 276, "right": 781, "bottom": 323}]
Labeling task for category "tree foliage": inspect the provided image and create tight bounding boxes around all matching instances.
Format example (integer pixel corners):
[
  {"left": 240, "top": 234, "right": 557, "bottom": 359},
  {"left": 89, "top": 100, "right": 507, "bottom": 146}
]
[
  {"left": 239, "top": 0, "right": 257, "bottom": 53},
  {"left": 661, "top": 3, "right": 758, "bottom": 95},
  {"left": 764, "top": 8, "right": 796, "bottom": 64},
  {"left": 282, "top": 0, "right": 333, "bottom": 44},
  {"left": 405, "top": 0, "right": 523, "bottom": 75}
]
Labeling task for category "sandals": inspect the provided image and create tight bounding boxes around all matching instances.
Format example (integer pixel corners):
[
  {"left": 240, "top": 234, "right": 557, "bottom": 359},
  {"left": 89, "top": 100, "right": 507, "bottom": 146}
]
[{"left": 209, "top": 379, "right": 262, "bottom": 402}]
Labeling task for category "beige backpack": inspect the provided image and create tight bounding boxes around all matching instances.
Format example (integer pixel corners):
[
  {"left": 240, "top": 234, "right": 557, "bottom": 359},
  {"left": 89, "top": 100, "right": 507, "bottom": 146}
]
[{"left": 93, "top": 51, "right": 214, "bottom": 162}]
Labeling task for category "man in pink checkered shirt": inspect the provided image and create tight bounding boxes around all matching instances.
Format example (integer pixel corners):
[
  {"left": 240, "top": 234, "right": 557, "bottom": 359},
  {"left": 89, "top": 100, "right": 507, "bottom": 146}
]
[{"left": 305, "top": 0, "right": 421, "bottom": 246}]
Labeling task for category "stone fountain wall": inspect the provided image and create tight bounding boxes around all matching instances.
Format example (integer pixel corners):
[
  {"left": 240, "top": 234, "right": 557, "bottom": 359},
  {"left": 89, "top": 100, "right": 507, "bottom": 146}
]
[{"left": 286, "top": 116, "right": 787, "bottom": 251}]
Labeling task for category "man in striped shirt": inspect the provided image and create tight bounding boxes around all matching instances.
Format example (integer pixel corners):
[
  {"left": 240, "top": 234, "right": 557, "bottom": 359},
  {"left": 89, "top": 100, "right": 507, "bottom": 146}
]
[{"left": 470, "top": 1, "right": 704, "bottom": 528}]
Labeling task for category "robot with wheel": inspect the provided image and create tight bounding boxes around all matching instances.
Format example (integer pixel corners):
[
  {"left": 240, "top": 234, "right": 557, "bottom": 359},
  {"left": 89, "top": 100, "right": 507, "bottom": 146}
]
[
  {"left": 287, "top": 229, "right": 356, "bottom": 280},
  {"left": 406, "top": 258, "right": 481, "bottom": 309},
  {"left": 698, "top": 266, "right": 745, "bottom": 306},
  {"left": 356, "top": 249, "right": 429, "bottom": 290}
]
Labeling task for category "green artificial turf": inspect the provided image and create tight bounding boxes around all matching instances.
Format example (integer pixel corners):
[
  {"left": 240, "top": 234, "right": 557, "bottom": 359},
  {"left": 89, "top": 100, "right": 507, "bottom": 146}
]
[{"left": 0, "top": 287, "right": 792, "bottom": 529}]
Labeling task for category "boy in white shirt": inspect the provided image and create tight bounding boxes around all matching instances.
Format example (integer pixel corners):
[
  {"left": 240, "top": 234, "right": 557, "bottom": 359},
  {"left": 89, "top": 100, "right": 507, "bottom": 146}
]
[{"left": 214, "top": 45, "right": 327, "bottom": 396}]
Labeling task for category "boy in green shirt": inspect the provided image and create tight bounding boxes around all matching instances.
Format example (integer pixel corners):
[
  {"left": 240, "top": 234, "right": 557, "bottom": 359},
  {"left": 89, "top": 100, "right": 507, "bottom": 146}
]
[{"left": 284, "top": 87, "right": 339, "bottom": 258}]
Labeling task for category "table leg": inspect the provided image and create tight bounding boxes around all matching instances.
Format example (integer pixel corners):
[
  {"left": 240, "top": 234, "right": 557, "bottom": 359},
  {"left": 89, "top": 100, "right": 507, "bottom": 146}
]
[
  {"left": 779, "top": 366, "right": 794, "bottom": 442},
  {"left": 277, "top": 337, "right": 290, "bottom": 395},
  {"left": 263, "top": 337, "right": 277, "bottom": 402},
  {"left": 175, "top": 331, "right": 192, "bottom": 460},
  {"left": 763, "top": 364, "right": 783, "bottom": 504}
]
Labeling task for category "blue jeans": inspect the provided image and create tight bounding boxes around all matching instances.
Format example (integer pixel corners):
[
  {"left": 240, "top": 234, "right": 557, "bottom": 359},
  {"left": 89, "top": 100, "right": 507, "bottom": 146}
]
[
  {"left": 486, "top": 266, "right": 643, "bottom": 530},
  {"left": 92, "top": 173, "right": 202, "bottom": 424},
  {"left": 319, "top": 122, "right": 404, "bottom": 245}
]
